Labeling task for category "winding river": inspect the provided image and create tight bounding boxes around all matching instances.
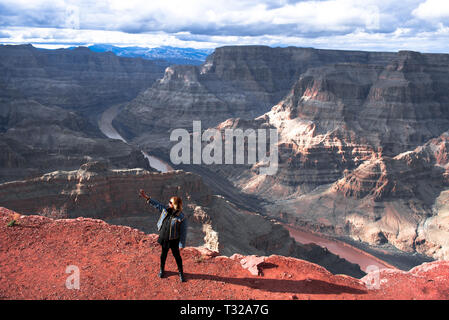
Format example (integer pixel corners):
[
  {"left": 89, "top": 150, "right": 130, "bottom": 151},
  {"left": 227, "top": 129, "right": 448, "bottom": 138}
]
[
  {"left": 98, "top": 104, "right": 173, "bottom": 172},
  {"left": 98, "top": 104, "right": 397, "bottom": 273},
  {"left": 283, "top": 225, "right": 395, "bottom": 272}
]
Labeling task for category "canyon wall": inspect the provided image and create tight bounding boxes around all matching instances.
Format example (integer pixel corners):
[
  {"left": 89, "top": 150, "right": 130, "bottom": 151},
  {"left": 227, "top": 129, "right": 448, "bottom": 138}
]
[
  {"left": 0, "top": 161, "right": 365, "bottom": 278},
  {"left": 113, "top": 46, "right": 396, "bottom": 151},
  {"left": 109, "top": 46, "right": 449, "bottom": 260},
  {"left": 210, "top": 51, "right": 449, "bottom": 260},
  {"left": 2, "top": 44, "right": 449, "bottom": 267},
  {"left": 0, "top": 44, "right": 167, "bottom": 182},
  {"left": 0, "top": 44, "right": 167, "bottom": 115}
]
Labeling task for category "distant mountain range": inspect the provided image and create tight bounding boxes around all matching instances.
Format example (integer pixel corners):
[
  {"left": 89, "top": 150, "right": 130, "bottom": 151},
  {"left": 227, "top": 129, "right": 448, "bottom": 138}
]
[{"left": 85, "top": 44, "right": 214, "bottom": 65}]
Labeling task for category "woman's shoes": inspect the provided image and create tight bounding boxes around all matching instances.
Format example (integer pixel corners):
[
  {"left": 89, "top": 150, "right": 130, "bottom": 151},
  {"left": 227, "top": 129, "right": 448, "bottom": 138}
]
[
  {"left": 158, "top": 270, "right": 186, "bottom": 282},
  {"left": 179, "top": 272, "right": 186, "bottom": 282}
]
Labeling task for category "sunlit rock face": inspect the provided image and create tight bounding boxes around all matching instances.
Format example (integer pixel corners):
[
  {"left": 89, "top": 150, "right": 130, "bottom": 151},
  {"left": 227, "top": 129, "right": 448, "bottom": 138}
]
[
  {"left": 265, "top": 131, "right": 449, "bottom": 260},
  {"left": 113, "top": 46, "right": 396, "bottom": 151},
  {"left": 110, "top": 46, "right": 449, "bottom": 260},
  {"left": 251, "top": 51, "right": 449, "bottom": 195},
  {"left": 186, "top": 49, "right": 449, "bottom": 260},
  {"left": 3, "top": 43, "right": 449, "bottom": 264},
  {"left": 258, "top": 95, "right": 449, "bottom": 260}
]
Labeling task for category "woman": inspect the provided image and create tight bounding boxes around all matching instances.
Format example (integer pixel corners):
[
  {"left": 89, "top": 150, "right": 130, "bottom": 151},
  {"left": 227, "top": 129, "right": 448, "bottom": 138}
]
[{"left": 139, "top": 189, "right": 188, "bottom": 282}]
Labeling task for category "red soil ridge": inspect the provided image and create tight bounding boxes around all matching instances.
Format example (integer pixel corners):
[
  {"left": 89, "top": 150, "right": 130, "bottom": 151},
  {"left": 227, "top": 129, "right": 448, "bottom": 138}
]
[{"left": 1, "top": 207, "right": 448, "bottom": 300}]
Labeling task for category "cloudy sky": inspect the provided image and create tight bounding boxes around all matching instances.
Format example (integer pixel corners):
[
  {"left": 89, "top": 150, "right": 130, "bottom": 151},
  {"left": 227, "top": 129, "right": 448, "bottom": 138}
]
[{"left": 1, "top": 0, "right": 449, "bottom": 52}]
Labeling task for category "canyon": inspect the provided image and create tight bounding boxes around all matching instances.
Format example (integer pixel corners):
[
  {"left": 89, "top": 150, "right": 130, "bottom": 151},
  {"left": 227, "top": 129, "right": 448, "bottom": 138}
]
[
  {"left": 110, "top": 46, "right": 449, "bottom": 264},
  {"left": 217, "top": 50, "right": 449, "bottom": 263},
  {"left": 2, "top": 44, "right": 449, "bottom": 292},
  {"left": 0, "top": 44, "right": 167, "bottom": 182},
  {"left": 0, "top": 162, "right": 365, "bottom": 278}
]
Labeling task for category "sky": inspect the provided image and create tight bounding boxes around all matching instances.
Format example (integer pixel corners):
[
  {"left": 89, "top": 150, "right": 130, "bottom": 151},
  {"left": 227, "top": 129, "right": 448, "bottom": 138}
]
[{"left": 1, "top": 0, "right": 449, "bottom": 52}]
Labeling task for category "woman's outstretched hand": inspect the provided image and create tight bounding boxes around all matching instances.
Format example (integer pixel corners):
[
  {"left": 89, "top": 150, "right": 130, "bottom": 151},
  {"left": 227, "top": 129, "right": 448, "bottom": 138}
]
[{"left": 139, "top": 189, "right": 150, "bottom": 201}]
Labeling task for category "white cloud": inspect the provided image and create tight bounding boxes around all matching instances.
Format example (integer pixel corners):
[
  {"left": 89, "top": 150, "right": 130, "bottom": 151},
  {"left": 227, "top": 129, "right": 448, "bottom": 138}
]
[
  {"left": 1, "top": 27, "right": 219, "bottom": 49},
  {"left": 0, "top": 0, "right": 449, "bottom": 53},
  {"left": 0, "top": 0, "right": 387, "bottom": 34},
  {"left": 106, "top": 0, "right": 383, "bottom": 34},
  {"left": 412, "top": 0, "right": 449, "bottom": 21},
  {"left": 268, "top": 1, "right": 381, "bottom": 31},
  {"left": 4, "top": 24, "right": 449, "bottom": 54}
]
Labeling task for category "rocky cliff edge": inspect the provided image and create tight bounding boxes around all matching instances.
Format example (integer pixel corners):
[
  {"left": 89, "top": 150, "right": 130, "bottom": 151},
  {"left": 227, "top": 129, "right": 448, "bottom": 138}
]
[{"left": 1, "top": 207, "right": 448, "bottom": 300}]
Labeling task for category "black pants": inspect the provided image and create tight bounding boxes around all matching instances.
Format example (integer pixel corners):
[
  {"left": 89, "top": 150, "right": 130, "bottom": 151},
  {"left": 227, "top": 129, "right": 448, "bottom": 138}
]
[{"left": 160, "top": 239, "right": 183, "bottom": 274}]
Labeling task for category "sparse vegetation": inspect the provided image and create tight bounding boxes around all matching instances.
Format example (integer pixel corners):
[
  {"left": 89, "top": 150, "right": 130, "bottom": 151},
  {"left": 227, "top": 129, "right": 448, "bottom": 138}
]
[
  {"left": 7, "top": 213, "right": 21, "bottom": 227},
  {"left": 194, "top": 255, "right": 207, "bottom": 264}
]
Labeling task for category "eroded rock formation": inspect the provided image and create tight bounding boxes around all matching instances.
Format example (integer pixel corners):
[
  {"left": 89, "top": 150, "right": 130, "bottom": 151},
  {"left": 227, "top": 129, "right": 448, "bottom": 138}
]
[
  {"left": 0, "top": 44, "right": 168, "bottom": 182},
  {"left": 140, "top": 48, "right": 449, "bottom": 261},
  {"left": 113, "top": 46, "right": 396, "bottom": 152},
  {"left": 0, "top": 162, "right": 364, "bottom": 277}
]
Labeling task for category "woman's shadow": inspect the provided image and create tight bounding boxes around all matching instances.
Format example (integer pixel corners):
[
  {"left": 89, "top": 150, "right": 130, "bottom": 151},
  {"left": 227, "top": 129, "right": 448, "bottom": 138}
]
[{"left": 163, "top": 271, "right": 367, "bottom": 295}]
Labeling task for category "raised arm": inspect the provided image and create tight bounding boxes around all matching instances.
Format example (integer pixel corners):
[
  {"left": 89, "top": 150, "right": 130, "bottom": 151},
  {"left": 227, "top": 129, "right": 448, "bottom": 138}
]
[
  {"left": 139, "top": 189, "right": 166, "bottom": 213},
  {"left": 139, "top": 189, "right": 149, "bottom": 201},
  {"left": 147, "top": 197, "right": 167, "bottom": 213}
]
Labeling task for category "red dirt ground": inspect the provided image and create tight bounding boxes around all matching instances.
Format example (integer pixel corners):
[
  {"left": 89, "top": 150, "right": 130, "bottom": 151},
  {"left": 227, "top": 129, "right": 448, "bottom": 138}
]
[{"left": 1, "top": 207, "right": 448, "bottom": 300}]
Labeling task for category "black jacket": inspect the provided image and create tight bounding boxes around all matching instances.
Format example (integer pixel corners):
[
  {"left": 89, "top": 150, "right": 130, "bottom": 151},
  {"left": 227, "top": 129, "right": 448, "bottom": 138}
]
[{"left": 146, "top": 197, "right": 187, "bottom": 248}]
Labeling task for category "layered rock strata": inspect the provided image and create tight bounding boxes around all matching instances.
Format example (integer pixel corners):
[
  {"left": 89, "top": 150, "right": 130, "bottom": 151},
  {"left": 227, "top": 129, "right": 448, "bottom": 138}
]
[
  {"left": 0, "top": 162, "right": 364, "bottom": 278},
  {"left": 191, "top": 50, "right": 449, "bottom": 260},
  {"left": 265, "top": 131, "right": 449, "bottom": 261},
  {"left": 0, "top": 44, "right": 167, "bottom": 116},
  {"left": 113, "top": 46, "right": 396, "bottom": 151},
  {"left": 0, "top": 44, "right": 167, "bottom": 182}
]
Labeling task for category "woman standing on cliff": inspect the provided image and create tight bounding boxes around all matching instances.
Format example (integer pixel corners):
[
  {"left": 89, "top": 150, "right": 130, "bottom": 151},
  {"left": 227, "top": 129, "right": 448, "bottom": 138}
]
[{"left": 139, "top": 189, "right": 188, "bottom": 282}]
